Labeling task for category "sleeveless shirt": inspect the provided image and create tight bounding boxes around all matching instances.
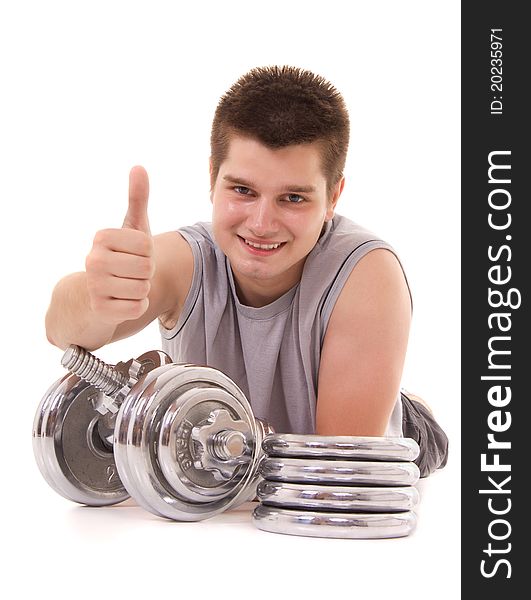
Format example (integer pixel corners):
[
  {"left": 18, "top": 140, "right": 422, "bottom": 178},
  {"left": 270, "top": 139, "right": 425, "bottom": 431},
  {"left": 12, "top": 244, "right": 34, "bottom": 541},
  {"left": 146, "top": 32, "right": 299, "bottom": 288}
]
[{"left": 159, "top": 214, "right": 406, "bottom": 436}]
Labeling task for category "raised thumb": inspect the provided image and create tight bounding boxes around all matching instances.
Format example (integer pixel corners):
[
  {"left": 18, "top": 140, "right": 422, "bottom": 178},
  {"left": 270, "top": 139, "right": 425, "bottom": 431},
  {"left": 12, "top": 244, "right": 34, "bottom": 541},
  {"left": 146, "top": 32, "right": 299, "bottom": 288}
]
[{"left": 123, "top": 165, "right": 151, "bottom": 234}]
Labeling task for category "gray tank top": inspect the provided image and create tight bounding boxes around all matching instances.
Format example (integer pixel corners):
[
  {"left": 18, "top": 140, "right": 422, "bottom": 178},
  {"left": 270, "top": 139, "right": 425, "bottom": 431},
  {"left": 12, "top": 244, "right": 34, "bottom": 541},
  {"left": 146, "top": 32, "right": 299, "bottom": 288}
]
[{"left": 159, "top": 214, "right": 405, "bottom": 436}]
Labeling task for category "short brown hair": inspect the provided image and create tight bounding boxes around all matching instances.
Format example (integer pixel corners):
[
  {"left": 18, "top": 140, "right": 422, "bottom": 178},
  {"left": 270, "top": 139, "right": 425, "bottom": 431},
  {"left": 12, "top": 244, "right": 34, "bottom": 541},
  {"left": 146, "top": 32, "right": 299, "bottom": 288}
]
[{"left": 210, "top": 66, "right": 350, "bottom": 195}]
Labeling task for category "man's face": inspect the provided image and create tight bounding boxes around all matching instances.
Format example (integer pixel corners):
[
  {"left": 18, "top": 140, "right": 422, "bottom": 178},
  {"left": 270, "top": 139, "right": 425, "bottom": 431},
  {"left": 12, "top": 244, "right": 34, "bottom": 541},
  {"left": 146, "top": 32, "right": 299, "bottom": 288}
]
[{"left": 211, "top": 135, "right": 342, "bottom": 306}]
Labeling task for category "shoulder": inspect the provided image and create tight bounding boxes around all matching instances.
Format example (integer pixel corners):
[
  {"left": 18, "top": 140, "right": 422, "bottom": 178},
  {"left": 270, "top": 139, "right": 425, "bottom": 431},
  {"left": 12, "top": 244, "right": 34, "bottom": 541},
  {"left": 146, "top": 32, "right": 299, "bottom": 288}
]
[
  {"left": 307, "top": 214, "right": 392, "bottom": 280},
  {"left": 154, "top": 221, "right": 218, "bottom": 267},
  {"left": 153, "top": 230, "right": 194, "bottom": 327},
  {"left": 153, "top": 230, "right": 194, "bottom": 278},
  {"left": 301, "top": 215, "right": 408, "bottom": 321},
  {"left": 319, "top": 214, "right": 381, "bottom": 249},
  {"left": 318, "top": 214, "right": 410, "bottom": 307},
  {"left": 176, "top": 222, "right": 216, "bottom": 250},
  {"left": 329, "top": 248, "right": 412, "bottom": 328}
]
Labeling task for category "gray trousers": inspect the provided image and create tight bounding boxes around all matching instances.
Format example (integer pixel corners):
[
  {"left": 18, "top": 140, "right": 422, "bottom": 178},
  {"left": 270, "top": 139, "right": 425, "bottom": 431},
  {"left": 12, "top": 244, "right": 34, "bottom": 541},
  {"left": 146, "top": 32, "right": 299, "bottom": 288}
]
[{"left": 401, "top": 392, "right": 449, "bottom": 478}]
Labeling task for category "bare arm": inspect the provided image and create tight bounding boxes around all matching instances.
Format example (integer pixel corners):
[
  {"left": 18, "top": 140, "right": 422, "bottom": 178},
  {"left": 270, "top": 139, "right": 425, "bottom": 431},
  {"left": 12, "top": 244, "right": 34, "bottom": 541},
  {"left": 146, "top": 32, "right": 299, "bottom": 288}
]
[{"left": 316, "top": 248, "right": 412, "bottom": 436}]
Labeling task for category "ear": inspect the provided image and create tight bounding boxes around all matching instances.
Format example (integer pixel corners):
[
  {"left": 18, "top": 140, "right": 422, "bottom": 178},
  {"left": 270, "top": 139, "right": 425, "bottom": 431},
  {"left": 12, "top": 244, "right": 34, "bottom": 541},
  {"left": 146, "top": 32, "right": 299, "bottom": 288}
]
[
  {"left": 209, "top": 157, "right": 215, "bottom": 202},
  {"left": 325, "top": 177, "right": 345, "bottom": 221}
]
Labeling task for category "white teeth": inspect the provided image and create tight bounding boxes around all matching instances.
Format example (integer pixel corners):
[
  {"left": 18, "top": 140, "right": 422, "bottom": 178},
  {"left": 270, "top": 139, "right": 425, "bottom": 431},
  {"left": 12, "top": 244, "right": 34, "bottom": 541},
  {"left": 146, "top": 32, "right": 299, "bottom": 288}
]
[{"left": 244, "top": 238, "right": 282, "bottom": 250}]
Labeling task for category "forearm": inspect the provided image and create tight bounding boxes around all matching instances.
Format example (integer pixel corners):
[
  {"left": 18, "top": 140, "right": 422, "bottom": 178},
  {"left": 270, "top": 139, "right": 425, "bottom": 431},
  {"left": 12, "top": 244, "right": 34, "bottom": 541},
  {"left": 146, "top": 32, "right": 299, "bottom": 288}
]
[{"left": 45, "top": 272, "right": 116, "bottom": 351}]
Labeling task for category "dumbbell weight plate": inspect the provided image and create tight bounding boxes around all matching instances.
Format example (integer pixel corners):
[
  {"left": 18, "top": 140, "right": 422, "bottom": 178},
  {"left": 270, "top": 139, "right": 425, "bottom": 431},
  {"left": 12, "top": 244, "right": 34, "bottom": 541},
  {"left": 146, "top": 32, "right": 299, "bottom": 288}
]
[
  {"left": 260, "top": 457, "right": 420, "bottom": 486},
  {"left": 257, "top": 480, "right": 420, "bottom": 512},
  {"left": 263, "top": 433, "right": 420, "bottom": 462},
  {"left": 157, "top": 386, "right": 254, "bottom": 502},
  {"left": 32, "top": 350, "right": 172, "bottom": 507},
  {"left": 114, "top": 363, "right": 262, "bottom": 521},
  {"left": 33, "top": 373, "right": 129, "bottom": 506},
  {"left": 253, "top": 504, "right": 417, "bottom": 539}
]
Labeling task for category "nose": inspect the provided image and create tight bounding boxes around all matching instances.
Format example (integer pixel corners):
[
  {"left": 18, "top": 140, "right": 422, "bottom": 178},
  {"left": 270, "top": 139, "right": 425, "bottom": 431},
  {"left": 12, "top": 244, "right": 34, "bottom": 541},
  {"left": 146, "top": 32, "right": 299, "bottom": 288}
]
[{"left": 247, "top": 197, "right": 279, "bottom": 237}]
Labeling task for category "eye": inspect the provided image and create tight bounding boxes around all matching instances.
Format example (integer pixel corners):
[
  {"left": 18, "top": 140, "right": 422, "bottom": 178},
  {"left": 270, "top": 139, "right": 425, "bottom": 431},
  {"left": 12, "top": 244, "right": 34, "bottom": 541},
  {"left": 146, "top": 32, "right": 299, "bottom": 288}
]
[
  {"left": 234, "top": 186, "right": 251, "bottom": 195},
  {"left": 285, "top": 193, "right": 305, "bottom": 204}
]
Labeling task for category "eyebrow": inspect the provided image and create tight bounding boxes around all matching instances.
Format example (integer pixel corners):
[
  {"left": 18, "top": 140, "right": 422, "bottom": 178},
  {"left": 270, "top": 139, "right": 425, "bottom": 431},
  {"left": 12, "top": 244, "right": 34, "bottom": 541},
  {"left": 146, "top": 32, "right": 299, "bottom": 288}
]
[{"left": 222, "top": 174, "right": 316, "bottom": 194}]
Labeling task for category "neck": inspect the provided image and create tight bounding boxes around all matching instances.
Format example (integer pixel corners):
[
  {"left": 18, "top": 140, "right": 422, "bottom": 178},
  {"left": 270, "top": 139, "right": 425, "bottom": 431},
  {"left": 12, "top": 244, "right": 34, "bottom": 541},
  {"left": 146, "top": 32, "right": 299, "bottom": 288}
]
[{"left": 232, "top": 264, "right": 303, "bottom": 308}]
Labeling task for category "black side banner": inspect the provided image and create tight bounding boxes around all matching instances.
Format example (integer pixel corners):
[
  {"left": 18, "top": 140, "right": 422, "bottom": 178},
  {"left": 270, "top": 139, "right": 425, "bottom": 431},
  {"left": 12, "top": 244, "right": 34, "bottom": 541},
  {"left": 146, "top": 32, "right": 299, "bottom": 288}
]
[{"left": 462, "top": 2, "right": 528, "bottom": 595}]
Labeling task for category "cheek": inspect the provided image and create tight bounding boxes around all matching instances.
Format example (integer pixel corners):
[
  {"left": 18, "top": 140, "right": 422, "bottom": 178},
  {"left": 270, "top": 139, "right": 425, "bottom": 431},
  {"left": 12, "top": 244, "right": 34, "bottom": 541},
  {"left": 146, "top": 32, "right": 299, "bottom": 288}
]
[
  {"left": 290, "top": 207, "right": 327, "bottom": 236},
  {"left": 220, "top": 198, "right": 250, "bottom": 224},
  {"left": 212, "top": 197, "right": 242, "bottom": 234},
  {"left": 211, "top": 195, "right": 226, "bottom": 221}
]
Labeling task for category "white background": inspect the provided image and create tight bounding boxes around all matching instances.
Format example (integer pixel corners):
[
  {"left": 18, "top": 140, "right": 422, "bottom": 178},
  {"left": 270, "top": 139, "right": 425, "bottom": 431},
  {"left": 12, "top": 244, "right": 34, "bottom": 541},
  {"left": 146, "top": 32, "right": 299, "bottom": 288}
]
[{"left": 0, "top": 1, "right": 460, "bottom": 598}]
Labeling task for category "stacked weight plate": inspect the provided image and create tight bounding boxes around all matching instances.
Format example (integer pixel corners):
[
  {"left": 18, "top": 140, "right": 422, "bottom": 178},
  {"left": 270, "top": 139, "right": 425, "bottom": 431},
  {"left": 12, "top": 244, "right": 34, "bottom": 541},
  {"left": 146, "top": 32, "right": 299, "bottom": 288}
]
[{"left": 253, "top": 434, "right": 421, "bottom": 539}]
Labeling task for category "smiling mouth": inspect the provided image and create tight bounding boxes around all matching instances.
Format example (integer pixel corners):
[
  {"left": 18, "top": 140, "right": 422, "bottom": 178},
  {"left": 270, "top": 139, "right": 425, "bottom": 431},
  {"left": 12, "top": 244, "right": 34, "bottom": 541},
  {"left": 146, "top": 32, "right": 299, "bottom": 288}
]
[{"left": 238, "top": 236, "right": 286, "bottom": 253}]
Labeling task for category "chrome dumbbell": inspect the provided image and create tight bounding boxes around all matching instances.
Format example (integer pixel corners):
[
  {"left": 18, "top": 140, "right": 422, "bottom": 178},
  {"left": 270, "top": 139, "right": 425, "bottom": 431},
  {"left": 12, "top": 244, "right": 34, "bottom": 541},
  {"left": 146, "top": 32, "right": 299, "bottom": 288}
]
[{"left": 33, "top": 345, "right": 274, "bottom": 520}]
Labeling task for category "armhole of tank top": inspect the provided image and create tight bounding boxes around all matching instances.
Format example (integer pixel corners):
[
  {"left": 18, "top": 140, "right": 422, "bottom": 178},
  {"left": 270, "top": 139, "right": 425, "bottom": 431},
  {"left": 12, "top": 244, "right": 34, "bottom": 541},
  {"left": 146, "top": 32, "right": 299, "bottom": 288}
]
[
  {"left": 318, "top": 240, "right": 409, "bottom": 346},
  {"left": 159, "top": 229, "right": 203, "bottom": 341}
]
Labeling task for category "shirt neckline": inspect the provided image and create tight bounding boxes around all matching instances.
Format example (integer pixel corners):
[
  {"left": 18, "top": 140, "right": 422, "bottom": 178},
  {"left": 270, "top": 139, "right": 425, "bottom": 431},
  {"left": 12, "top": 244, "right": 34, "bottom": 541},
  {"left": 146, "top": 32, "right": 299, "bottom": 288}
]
[{"left": 226, "top": 261, "right": 299, "bottom": 320}]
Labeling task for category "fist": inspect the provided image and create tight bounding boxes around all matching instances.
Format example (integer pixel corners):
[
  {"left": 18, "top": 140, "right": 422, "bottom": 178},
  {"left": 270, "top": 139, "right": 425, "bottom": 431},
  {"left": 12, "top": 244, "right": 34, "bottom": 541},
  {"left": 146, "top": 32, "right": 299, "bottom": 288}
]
[{"left": 85, "top": 166, "right": 155, "bottom": 325}]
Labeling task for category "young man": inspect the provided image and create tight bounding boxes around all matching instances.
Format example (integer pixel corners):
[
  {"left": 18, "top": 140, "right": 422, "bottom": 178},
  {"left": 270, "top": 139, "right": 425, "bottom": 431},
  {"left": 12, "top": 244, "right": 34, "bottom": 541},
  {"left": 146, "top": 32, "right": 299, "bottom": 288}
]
[{"left": 45, "top": 66, "right": 448, "bottom": 476}]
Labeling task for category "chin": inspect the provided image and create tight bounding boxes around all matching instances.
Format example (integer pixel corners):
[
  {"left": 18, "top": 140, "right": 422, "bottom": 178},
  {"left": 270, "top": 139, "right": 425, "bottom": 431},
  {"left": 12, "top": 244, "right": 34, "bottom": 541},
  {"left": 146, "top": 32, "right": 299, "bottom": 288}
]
[{"left": 234, "top": 260, "right": 278, "bottom": 281}]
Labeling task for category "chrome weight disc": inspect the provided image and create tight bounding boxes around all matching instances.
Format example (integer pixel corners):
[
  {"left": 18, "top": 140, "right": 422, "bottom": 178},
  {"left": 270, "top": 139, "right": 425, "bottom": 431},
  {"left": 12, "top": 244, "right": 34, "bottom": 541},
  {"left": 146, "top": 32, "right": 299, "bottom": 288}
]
[
  {"left": 257, "top": 480, "right": 420, "bottom": 512},
  {"left": 114, "top": 363, "right": 261, "bottom": 521},
  {"left": 32, "top": 373, "right": 128, "bottom": 506},
  {"left": 260, "top": 457, "right": 420, "bottom": 486},
  {"left": 253, "top": 504, "right": 417, "bottom": 539},
  {"left": 262, "top": 433, "right": 420, "bottom": 462},
  {"left": 32, "top": 350, "right": 172, "bottom": 507}
]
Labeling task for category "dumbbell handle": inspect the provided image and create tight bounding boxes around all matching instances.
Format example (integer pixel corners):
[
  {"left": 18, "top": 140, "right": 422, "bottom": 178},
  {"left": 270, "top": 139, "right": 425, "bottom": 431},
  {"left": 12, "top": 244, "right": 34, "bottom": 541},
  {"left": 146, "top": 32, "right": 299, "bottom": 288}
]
[{"left": 62, "top": 345, "right": 129, "bottom": 397}]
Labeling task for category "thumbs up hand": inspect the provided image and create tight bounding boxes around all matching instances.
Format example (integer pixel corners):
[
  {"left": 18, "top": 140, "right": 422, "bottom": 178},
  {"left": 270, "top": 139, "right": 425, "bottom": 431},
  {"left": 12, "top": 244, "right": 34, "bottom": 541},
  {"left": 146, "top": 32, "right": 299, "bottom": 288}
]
[{"left": 85, "top": 166, "right": 156, "bottom": 326}]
